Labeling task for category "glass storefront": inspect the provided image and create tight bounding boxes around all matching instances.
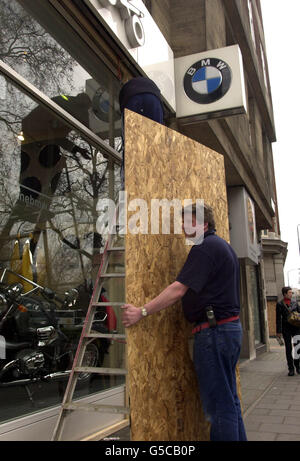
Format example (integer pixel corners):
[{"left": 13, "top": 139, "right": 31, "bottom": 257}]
[
  {"left": 1, "top": 0, "right": 122, "bottom": 148},
  {"left": 0, "top": 0, "right": 126, "bottom": 426}
]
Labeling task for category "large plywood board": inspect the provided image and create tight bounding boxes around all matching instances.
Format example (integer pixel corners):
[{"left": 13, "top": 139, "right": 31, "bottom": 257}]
[{"left": 124, "top": 110, "right": 240, "bottom": 441}]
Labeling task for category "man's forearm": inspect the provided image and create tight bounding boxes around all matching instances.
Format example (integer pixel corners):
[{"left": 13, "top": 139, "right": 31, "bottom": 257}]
[{"left": 143, "top": 281, "right": 188, "bottom": 316}]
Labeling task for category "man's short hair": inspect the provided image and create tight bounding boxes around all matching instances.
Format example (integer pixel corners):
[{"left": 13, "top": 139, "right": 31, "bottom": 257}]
[
  {"left": 182, "top": 202, "right": 215, "bottom": 231},
  {"left": 282, "top": 286, "right": 292, "bottom": 296},
  {"left": 203, "top": 204, "right": 215, "bottom": 231}
]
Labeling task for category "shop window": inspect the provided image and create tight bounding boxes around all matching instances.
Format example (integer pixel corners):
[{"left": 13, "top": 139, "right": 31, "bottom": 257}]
[
  {"left": 0, "top": 76, "right": 125, "bottom": 423},
  {"left": 0, "top": 0, "right": 122, "bottom": 148},
  {"left": 247, "top": 0, "right": 256, "bottom": 49},
  {"left": 248, "top": 264, "right": 264, "bottom": 345},
  {"left": 260, "top": 42, "right": 268, "bottom": 91},
  {"left": 248, "top": 93, "right": 256, "bottom": 152}
]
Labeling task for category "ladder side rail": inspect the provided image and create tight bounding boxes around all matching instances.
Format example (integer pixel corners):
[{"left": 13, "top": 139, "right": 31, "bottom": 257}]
[
  {"left": 52, "top": 203, "right": 121, "bottom": 441},
  {"left": 62, "top": 204, "right": 120, "bottom": 398},
  {"left": 52, "top": 216, "right": 117, "bottom": 440}
]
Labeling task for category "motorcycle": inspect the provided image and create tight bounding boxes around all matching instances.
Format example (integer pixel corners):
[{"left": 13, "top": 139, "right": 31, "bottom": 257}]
[{"left": 0, "top": 269, "right": 110, "bottom": 393}]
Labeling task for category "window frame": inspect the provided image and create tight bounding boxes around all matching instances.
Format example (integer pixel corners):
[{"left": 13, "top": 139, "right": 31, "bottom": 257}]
[{"left": 0, "top": 60, "right": 122, "bottom": 166}]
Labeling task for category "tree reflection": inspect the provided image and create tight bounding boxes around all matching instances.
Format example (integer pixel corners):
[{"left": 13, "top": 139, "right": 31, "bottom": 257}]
[
  {"left": 0, "top": 0, "right": 120, "bottom": 296},
  {"left": 0, "top": 0, "right": 75, "bottom": 95},
  {"left": 0, "top": 82, "right": 116, "bottom": 294}
]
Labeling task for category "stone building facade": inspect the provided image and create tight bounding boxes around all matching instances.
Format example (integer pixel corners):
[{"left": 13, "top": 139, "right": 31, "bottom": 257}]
[{"left": 143, "top": 0, "right": 285, "bottom": 357}]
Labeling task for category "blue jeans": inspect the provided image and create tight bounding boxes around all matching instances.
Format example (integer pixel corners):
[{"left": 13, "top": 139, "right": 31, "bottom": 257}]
[{"left": 193, "top": 320, "right": 247, "bottom": 441}]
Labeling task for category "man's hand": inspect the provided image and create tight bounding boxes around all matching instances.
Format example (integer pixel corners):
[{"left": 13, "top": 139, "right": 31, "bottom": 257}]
[
  {"left": 121, "top": 304, "right": 143, "bottom": 328},
  {"left": 121, "top": 282, "right": 188, "bottom": 328}
]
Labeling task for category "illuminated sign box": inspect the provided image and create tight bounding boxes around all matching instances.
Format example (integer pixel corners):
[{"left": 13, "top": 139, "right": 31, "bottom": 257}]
[
  {"left": 227, "top": 187, "right": 260, "bottom": 265},
  {"left": 175, "top": 45, "right": 247, "bottom": 120}
]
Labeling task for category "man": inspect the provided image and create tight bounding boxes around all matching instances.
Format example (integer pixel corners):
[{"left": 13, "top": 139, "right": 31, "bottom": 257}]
[
  {"left": 119, "top": 77, "right": 164, "bottom": 187},
  {"left": 119, "top": 76, "right": 164, "bottom": 125},
  {"left": 121, "top": 203, "right": 247, "bottom": 441},
  {"left": 276, "top": 287, "right": 300, "bottom": 376}
]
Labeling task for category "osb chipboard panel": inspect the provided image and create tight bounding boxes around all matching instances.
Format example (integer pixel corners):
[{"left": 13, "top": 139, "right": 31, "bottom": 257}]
[{"left": 124, "top": 110, "right": 240, "bottom": 441}]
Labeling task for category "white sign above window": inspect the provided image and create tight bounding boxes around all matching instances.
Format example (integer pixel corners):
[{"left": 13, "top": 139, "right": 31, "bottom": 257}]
[{"left": 97, "top": 0, "right": 145, "bottom": 47}]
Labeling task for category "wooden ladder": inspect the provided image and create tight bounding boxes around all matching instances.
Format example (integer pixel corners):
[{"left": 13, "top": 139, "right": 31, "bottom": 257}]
[{"left": 51, "top": 206, "right": 128, "bottom": 441}]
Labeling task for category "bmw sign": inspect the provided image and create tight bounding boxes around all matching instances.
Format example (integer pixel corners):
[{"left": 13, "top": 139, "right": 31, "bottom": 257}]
[
  {"left": 184, "top": 58, "right": 231, "bottom": 104},
  {"left": 175, "top": 45, "right": 247, "bottom": 120}
]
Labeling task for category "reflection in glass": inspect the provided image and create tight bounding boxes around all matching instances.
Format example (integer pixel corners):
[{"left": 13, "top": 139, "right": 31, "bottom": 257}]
[
  {"left": 0, "top": 0, "right": 122, "bottom": 146},
  {"left": 0, "top": 77, "right": 124, "bottom": 423}
]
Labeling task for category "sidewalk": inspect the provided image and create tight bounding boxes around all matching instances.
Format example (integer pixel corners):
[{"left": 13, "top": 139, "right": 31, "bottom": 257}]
[
  {"left": 240, "top": 337, "right": 300, "bottom": 441},
  {"left": 108, "top": 338, "right": 300, "bottom": 441}
]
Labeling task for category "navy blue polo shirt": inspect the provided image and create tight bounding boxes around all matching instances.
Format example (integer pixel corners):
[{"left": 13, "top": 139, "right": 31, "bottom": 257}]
[{"left": 176, "top": 231, "right": 240, "bottom": 324}]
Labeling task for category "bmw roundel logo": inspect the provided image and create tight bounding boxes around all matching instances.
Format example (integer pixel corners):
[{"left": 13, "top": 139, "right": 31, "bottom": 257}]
[
  {"left": 183, "top": 58, "right": 232, "bottom": 104},
  {"left": 92, "top": 87, "right": 120, "bottom": 122}
]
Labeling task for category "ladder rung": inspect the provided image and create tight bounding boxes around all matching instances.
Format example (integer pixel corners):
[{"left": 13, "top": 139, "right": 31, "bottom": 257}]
[
  {"left": 74, "top": 367, "right": 127, "bottom": 375},
  {"left": 63, "top": 402, "right": 129, "bottom": 415},
  {"left": 108, "top": 247, "right": 125, "bottom": 251},
  {"left": 85, "top": 333, "right": 126, "bottom": 340},
  {"left": 101, "top": 273, "right": 125, "bottom": 278},
  {"left": 92, "top": 302, "right": 124, "bottom": 307}
]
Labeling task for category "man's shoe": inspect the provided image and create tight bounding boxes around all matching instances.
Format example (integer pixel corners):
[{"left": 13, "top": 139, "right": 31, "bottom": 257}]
[
  {"left": 296, "top": 367, "right": 300, "bottom": 375},
  {"left": 288, "top": 369, "right": 295, "bottom": 376}
]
